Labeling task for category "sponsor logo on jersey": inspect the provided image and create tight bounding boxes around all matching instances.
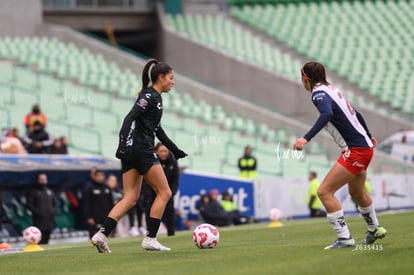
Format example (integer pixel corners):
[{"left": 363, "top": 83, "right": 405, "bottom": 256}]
[
  {"left": 145, "top": 93, "right": 151, "bottom": 98},
  {"left": 352, "top": 161, "right": 365, "bottom": 168},
  {"left": 312, "top": 92, "right": 326, "bottom": 101},
  {"left": 137, "top": 98, "right": 148, "bottom": 108}
]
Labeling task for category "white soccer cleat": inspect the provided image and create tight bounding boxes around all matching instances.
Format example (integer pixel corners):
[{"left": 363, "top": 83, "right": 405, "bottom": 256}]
[
  {"left": 91, "top": 231, "right": 112, "bottom": 253},
  {"left": 141, "top": 236, "right": 171, "bottom": 251},
  {"left": 129, "top": 226, "right": 140, "bottom": 237},
  {"left": 324, "top": 237, "right": 356, "bottom": 250},
  {"left": 139, "top": 226, "right": 147, "bottom": 236}
]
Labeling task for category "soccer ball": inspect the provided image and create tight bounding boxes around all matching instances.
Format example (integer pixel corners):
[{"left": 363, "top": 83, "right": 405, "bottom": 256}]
[
  {"left": 23, "top": 226, "right": 42, "bottom": 244},
  {"left": 269, "top": 208, "right": 282, "bottom": 221},
  {"left": 193, "top": 223, "right": 219, "bottom": 249}
]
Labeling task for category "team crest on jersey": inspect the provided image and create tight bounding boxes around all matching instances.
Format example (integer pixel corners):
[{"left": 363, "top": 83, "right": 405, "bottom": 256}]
[
  {"left": 156, "top": 102, "right": 162, "bottom": 110},
  {"left": 137, "top": 98, "right": 148, "bottom": 108}
]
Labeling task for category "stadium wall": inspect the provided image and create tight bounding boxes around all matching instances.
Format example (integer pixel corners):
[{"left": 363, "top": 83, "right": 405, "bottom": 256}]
[
  {"left": 175, "top": 170, "right": 414, "bottom": 220},
  {"left": 0, "top": 0, "right": 43, "bottom": 37}
]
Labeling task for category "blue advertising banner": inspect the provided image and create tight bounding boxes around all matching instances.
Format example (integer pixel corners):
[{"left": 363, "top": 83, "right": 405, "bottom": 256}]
[{"left": 174, "top": 171, "right": 255, "bottom": 220}]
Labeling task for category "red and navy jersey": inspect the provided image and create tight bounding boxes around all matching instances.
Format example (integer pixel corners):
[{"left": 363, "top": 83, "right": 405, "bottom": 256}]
[{"left": 304, "top": 84, "right": 373, "bottom": 148}]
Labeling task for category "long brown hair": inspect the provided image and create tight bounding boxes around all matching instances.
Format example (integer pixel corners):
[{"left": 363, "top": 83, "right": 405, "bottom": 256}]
[{"left": 301, "top": 61, "right": 330, "bottom": 87}]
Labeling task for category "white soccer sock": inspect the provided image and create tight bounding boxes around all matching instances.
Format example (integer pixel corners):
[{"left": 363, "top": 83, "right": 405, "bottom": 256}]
[
  {"left": 326, "top": 209, "right": 351, "bottom": 239},
  {"left": 358, "top": 204, "right": 379, "bottom": 232}
]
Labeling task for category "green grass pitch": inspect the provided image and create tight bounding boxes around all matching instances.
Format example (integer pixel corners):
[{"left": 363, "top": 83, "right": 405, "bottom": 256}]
[{"left": 1, "top": 211, "right": 413, "bottom": 275}]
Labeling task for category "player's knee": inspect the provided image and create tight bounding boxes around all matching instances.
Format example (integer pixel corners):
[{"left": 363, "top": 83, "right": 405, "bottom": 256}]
[
  {"left": 165, "top": 189, "right": 172, "bottom": 200},
  {"left": 317, "top": 187, "right": 329, "bottom": 201},
  {"left": 348, "top": 189, "right": 358, "bottom": 200},
  {"left": 349, "top": 187, "right": 368, "bottom": 202},
  {"left": 123, "top": 196, "right": 138, "bottom": 209},
  {"left": 160, "top": 189, "right": 172, "bottom": 202}
]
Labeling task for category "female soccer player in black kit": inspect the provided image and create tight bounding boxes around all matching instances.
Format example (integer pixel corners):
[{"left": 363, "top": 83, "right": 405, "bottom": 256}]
[{"left": 91, "top": 59, "right": 187, "bottom": 252}]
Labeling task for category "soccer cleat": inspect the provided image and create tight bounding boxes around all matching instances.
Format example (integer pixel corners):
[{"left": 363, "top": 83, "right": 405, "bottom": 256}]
[
  {"left": 324, "top": 237, "right": 356, "bottom": 250},
  {"left": 142, "top": 237, "right": 171, "bottom": 251},
  {"left": 129, "top": 226, "right": 140, "bottom": 237},
  {"left": 91, "top": 232, "right": 111, "bottom": 253},
  {"left": 139, "top": 226, "right": 147, "bottom": 236},
  {"left": 361, "top": 226, "right": 387, "bottom": 244}
]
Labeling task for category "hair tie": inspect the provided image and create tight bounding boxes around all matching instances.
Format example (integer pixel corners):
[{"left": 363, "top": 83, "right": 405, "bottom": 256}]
[{"left": 148, "top": 63, "right": 156, "bottom": 84}]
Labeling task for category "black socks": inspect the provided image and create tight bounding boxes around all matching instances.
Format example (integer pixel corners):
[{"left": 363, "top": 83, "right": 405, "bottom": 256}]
[
  {"left": 99, "top": 216, "right": 160, "bottom": 238},
  {"left": 100, "top": 217, "right": 117, "bottom": 237},
  {"left": 146, "top": 217, "right": 161, "bottom": 238}
]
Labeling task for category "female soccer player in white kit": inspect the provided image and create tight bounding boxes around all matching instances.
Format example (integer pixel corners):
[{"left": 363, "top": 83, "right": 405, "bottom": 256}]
[{"left": 294, "top": 61, "right": 387, "bottom": 249}]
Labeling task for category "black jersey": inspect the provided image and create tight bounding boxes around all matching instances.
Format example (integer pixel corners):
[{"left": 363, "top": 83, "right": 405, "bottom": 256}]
[{"left": 116, "top": 87, "right": 163, "bottom": 158}]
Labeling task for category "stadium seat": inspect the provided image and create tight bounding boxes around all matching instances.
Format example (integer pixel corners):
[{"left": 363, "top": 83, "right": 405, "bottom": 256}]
[{"left": 229, "top": 1, "right": 414, "bottom": 114}]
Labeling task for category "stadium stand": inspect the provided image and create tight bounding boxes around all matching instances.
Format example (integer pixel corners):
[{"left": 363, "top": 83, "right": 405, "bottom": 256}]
[
  {"left": 165, "top": 12, "right": 402, "bottom": 118},
  {"left": 159, "top": 6, "right": 414, "bottom": 175},
  {"left": 0, "top": 37, "right": 333, "bottom": 178},
  {"left": 229, "top": 0, "right": 414, "bottom": 114}
]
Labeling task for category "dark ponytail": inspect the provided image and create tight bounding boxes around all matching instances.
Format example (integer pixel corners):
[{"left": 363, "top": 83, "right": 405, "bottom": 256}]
[
  {"left": 301, "top": 61, "right": 329, "bottom": 87},
  {"left": 140, "top": 58, "right": 173, "bottom": 93}
]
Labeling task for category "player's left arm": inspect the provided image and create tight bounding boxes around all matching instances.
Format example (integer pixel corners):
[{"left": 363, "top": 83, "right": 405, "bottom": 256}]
[{"left": 156, "top": 126, "right": 187, "bottom": 159}]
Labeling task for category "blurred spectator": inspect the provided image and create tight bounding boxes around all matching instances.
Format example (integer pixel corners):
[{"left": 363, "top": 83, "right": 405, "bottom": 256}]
[
  {"left": 142, "top": 143, "right": 180, "bottom": 236},
  {"left": 238, "top": 145, "right": 257, "bottom": 179},
  {"left": 106, "top": 174, "right": 122, "bottom": 205},
  {"left": 26, "top": 172, "right": 57, "bottom": 244},
  {"left": 23, "top": 121, "right": 54, "bottom": 154},
  {"left": 89, "top": 167, "right": 98, "bottom": 181},
  {"left": 24, "top": 104, "right": 47, "bottom": 131},
  {"left": 65, "top": 190, "right": 79, "bottom": 212},
  {"left": 0, "top": 128, "right": 26, "bottom": 154},
  {"left": 307, "top": 171, "right": 326, "bottom": 218},
  {"left": 352, "top": 179, "right": 372, "bottom": 211},
  {"left": 174, "top": 209, "right": 191, "bottom": 232},
  {"left": 106, "top": 174, "right": 123, "bottom": 236},
  {"left": 220, "top": 190, "right": 248, "bottom": 225},
  {"left": 10, "top": 128, "right": 25, "bottom": 146},
  {"left": 84, "top": 170, "right": 113, "bottom": 238},
  {"left": 197, "top": 190, "right": 231, "bottom": 227},
  {"left": 49, "top": 136, "right": 68, "bottom": 154}
]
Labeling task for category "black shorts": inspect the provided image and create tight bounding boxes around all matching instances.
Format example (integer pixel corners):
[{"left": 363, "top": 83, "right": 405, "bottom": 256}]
[{"left": 120, "top": 150, "right": 160, "bottom": 175}]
